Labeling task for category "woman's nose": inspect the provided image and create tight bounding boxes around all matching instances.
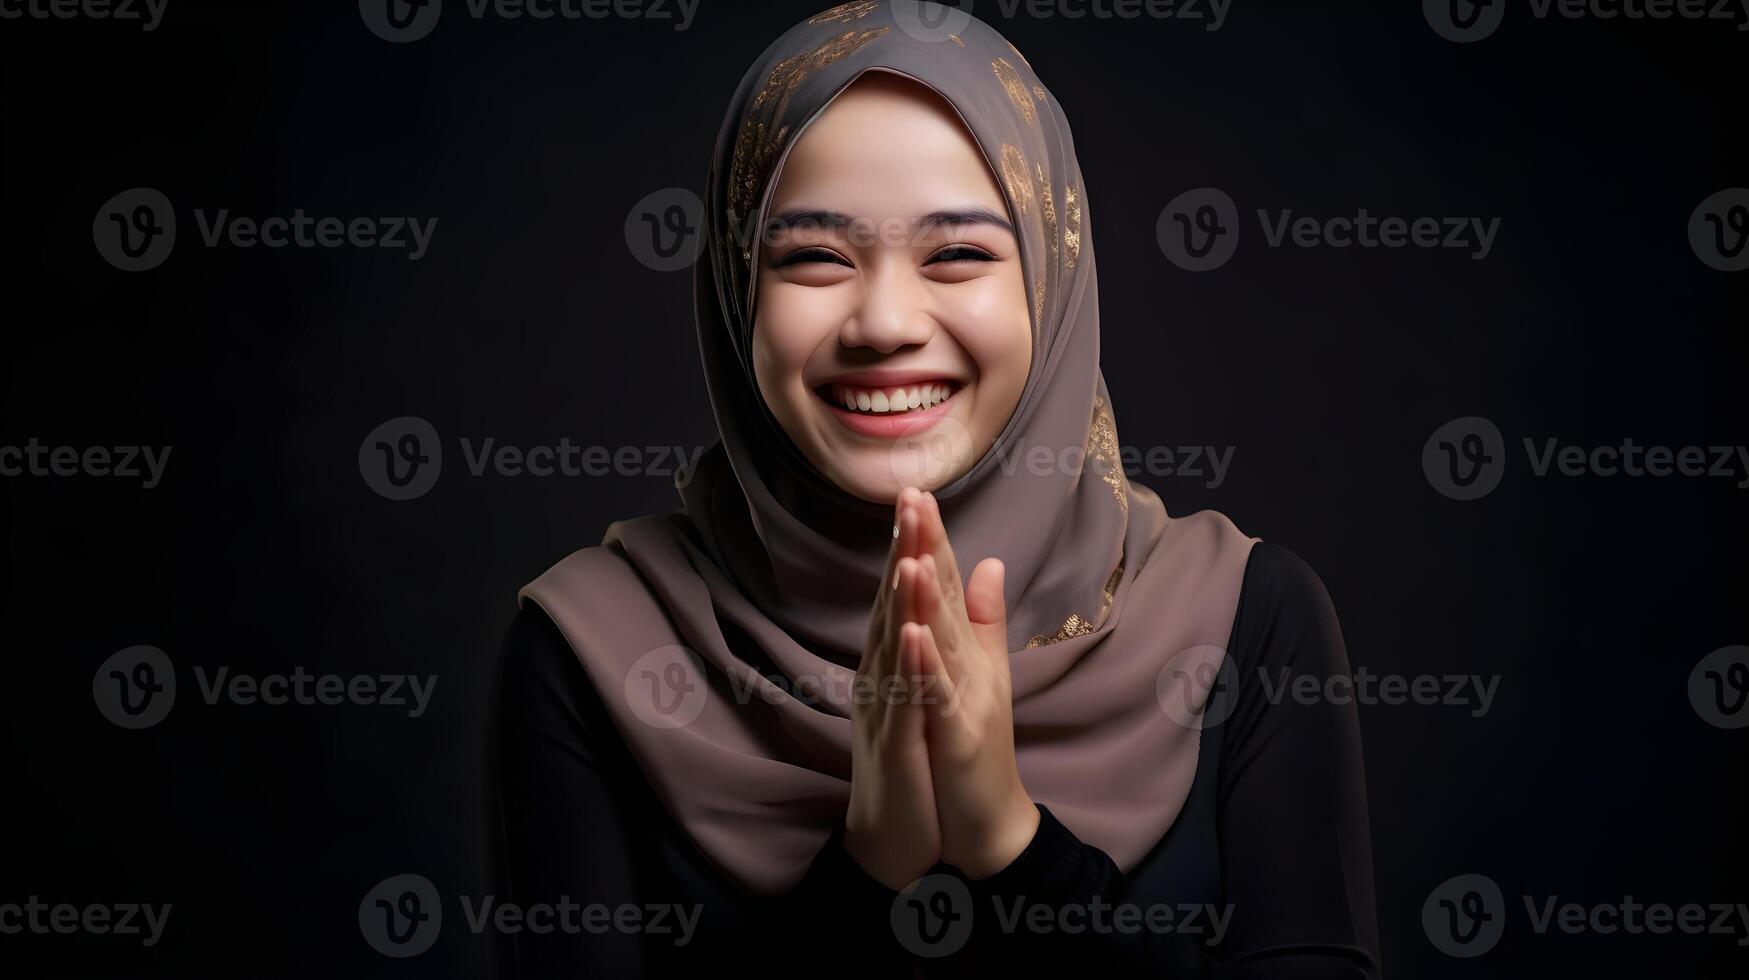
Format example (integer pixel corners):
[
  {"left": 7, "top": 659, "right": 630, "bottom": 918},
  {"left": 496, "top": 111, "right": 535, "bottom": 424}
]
[{"left": 838, "top": 262, "right": 935, "bottom": 353}]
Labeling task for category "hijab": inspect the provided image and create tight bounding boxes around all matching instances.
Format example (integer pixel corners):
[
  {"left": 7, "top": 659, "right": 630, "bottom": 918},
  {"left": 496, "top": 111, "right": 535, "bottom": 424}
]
[{"left": 519, "top": 0, "right": 1258, "bottom": 897}]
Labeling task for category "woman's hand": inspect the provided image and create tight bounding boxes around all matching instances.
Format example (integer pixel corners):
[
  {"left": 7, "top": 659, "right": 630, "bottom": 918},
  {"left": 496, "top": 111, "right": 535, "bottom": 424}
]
[
  {"left": 908, "top": 490, "right": 1041, "bottom": 880},
  {"left": 843, "top": 489, "right": 943, "bottom": 891}
]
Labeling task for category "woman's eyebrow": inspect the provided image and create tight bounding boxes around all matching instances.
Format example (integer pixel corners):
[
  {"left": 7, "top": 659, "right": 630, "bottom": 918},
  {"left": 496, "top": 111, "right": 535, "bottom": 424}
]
[
  {"left": 764, "top": 207, "right": 1015, "bottom": 237},
  {"left": 915, "top": 207, "right": 1014, "bottom": 236},
  {"left": 765, "top": 209, "right": 855, "bottom": 234}
]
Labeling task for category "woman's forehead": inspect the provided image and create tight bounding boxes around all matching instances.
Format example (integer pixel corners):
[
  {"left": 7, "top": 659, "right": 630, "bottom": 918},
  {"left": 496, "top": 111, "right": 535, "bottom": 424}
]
[{"left": 765, "top": 77, "right": 1007, "bottom": 218}]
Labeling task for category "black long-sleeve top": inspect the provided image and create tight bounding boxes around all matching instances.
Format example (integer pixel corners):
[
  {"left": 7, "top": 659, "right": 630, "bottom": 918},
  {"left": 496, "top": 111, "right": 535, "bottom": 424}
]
[{"left": 493, "top": 541, "right": 1381, "bottom": 978}]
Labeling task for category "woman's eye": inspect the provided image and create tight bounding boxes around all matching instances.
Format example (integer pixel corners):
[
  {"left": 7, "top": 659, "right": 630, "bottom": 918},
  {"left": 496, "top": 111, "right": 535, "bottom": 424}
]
[
  {"left": 927, "top": 245, "right": 997, "bottom": 264},
  {"left": 776, "top": 247, "right": 852, "bottom": 268}
]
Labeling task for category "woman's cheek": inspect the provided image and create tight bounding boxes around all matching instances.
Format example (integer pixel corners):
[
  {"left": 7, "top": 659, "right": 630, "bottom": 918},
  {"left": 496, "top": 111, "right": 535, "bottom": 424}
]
[
  {"left": 943, "top": 276, "right": 1032, "bottom": 391},
  {"left": 754, "top": 282, "right": 839, "bottom": 391}
]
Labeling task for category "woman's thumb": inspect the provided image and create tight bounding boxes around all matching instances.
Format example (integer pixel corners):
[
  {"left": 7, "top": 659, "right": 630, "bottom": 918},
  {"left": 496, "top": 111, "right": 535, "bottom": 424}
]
[{"left": 966, "top": 557, "right": 1008, "bottom": 656}]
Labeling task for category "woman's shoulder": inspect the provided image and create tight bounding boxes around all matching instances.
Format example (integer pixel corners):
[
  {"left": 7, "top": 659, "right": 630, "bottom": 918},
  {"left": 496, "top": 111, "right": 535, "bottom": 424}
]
[
  {"left": 520, "top": 541, "right": 639, "bottom": 604},
  {"left": 1237, "top": 540, "right": 1336, "bottom": 613},
  {"left": 1226, "top": 540, "right": 1347, "bottom": 676},
  {"left": 499, "top": 598, "right": 587, "bottom": 712},
  {"left": 499, "top": 543, "right": 632, "bottom": 727},
  {"left": 497, "top": 591, "right": 638, "bottom": 771}
]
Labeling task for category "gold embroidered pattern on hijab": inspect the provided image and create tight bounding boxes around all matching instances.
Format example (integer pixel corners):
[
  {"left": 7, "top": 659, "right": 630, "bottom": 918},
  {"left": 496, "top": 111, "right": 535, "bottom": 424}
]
[
  {"left": 726, "top": 25, "right": 893, "bottom": 261},
  {"left": 999, "top": 141, "right": 1049, "bottom": 333},
  {"left": 992, "top": 52, "right": 1054, "bottom": 336},
  {"left": 1024, "top": 554, "right": 1124, "bottom": 649},
  {"left": 1064, "top": 183, "right": 1082, "bottom": 269},
  {"left": 1036, "top": 160, "right": 1059, "bottom": 316},
  {"left": 807, "top": 1, "right": 878, "bottom": 24},
  {"left": 992, "top": 57, "right": 1036, "bottom": 127},
  {"left": 1024, "top": 396, "right": 1130, "bottom": 648}
]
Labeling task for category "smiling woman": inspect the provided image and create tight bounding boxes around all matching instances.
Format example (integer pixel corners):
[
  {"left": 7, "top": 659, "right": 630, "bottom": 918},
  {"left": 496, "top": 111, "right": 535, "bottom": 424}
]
[
  {"left": 495, "top": 3, "right": 1380, "bottom": 977},
  {"left": 750, "top": 69, "right": 1033, "bottom": 501}
]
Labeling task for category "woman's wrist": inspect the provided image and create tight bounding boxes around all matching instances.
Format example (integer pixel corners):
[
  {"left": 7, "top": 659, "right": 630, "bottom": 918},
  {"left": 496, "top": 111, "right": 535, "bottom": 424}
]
[
  {"left": 954, "top": 794, "right": 1042, "bottom": 880},
  {"left": 842, "top": 822, "right": 923, "bottom": 892}
]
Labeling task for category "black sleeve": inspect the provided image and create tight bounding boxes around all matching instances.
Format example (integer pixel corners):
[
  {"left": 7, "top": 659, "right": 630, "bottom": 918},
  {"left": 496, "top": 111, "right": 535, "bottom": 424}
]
[
  {"left": 495, "top": 601, "right": 919, "bottom": 978},
  {"left": 496, "top": 601, "right": 645, "bottom": 979},
  {"left": 953, "top": 541, "right": 1382, "bottom": 977}
]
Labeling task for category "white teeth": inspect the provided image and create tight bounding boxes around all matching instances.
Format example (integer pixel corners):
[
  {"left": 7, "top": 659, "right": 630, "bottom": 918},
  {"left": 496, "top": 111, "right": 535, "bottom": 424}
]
[{"left": 830, "top": 382, "right": 958, "bottom": 415}]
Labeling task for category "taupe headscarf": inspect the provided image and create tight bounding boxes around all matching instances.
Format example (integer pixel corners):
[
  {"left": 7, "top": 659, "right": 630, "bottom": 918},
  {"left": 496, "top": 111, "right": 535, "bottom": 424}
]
[{"left": 521, "top": 0, "right": 1257, "bottom": 897}]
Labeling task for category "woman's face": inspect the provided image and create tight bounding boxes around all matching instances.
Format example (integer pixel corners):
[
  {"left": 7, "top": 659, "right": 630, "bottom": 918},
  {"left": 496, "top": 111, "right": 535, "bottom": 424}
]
[{"left": 751, "top": 69, "right": 1032, "bottom": 504}]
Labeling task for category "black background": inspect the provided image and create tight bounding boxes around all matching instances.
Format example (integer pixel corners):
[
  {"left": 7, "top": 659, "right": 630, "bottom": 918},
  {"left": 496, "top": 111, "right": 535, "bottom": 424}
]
[{"left": 2, "top": 0, "right": 1744, "bottom": 976}]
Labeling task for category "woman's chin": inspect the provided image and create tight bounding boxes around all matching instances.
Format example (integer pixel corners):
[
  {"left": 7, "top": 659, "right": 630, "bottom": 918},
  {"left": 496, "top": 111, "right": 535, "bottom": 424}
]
[{"left": 819, "top": 452, "right": 976, "bottom": 504}]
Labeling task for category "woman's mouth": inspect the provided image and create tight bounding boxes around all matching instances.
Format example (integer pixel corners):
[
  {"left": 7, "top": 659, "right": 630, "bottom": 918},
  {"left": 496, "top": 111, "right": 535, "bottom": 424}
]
[{"left": 815, "top": 380, "right": 964, "bottom": 438}]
